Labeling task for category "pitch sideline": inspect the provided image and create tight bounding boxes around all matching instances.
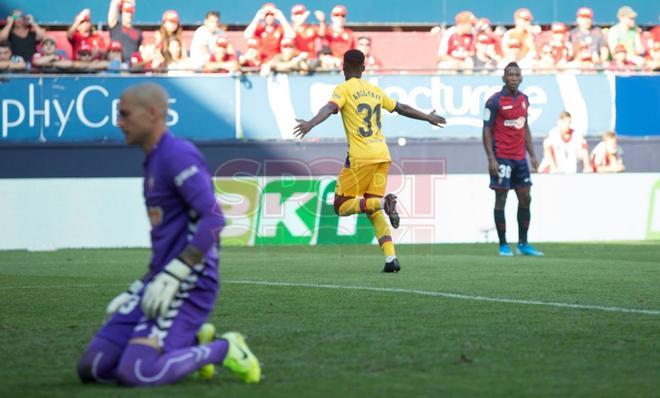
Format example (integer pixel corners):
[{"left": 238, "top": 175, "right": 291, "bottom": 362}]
[{"left": 2, "top": 280, "right": 659, "bottom": 316}]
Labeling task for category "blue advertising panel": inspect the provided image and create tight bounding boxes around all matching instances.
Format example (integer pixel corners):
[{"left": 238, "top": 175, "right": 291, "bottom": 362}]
[
  {"left": 615, "top": 75, "right": 660, "bottom": 137},
  {"left": 239, "top": 73, "right": 615, "bottom": 139},
  {"left": 0, "top": 75, "right": 236, "bottom": 142},
  {"left": 3, "top": 73, "right": 658, "bottom": 143}
]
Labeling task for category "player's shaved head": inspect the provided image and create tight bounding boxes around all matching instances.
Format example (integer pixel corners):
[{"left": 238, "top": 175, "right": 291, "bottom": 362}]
[
  {"left": 118, "top": 83, "right": 170, "bottom": 152},
  {"left": 122, "top": 83, "right": 169, "bottom": 118}
]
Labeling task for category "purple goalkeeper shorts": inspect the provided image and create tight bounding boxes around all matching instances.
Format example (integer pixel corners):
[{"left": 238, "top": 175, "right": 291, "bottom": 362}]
[{"left": 96, "top": 273, "right": 218, "bottom": 353}]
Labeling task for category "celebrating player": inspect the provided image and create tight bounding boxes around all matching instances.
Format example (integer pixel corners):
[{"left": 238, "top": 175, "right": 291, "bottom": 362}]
[
  {"left": 482, "top": 62, "right": 543, "bottom": 256},
  {"left": 77, "top": 84, "right": 261, "bottom": 386},
  {"left": 294, "top": 49, "right": 446, "bottom": 273}
]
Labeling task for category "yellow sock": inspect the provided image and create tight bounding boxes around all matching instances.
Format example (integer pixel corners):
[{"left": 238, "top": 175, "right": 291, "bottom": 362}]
[
  {"left": 368, "top": 211, "right": 396, "bottom": 257},
  {"left": 338, "top": 197, "right": 382, "bottom": 216}
]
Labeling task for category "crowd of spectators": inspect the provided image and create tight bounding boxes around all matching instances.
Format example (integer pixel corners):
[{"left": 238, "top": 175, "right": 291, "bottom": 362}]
[
  {"left": 0, "top": 1, "right": 658, "bottom": 74},
  {"left": 436, "top": 6, "right": 659, "bottom": 73}
]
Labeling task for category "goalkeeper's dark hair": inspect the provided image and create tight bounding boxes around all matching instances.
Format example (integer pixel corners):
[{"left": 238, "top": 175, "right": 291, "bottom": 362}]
[
  {"left": 343, "top": 49, "right": 365, "bottom": 68},
  {"left": 504, "top": 61, "right": 521, "bottom": 73}
]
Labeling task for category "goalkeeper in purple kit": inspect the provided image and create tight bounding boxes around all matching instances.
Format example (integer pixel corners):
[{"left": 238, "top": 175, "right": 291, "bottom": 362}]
[{"left": 77, "top": 83, "right": 261, "bottom": 386}]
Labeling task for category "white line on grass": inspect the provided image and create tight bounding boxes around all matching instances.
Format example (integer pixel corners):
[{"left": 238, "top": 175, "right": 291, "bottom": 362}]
[
  {"left": 225, "top": 280, "right": 660, "bottom": 316},
  {"left": 2, "top": 280, "right": 659, "bottom": 316}
]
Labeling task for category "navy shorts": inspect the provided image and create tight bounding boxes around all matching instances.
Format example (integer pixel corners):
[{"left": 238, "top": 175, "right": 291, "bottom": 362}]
[{"left": 489, "top": 158, "right": 532, "bottom": 190}]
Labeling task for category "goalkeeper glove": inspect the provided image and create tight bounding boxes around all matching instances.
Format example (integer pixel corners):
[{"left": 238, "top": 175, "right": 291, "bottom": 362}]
[
  {"left": 106, "top": 279, "right": 144, "bottom": 316},
  {"left": 141, "top": 258, "right": 192, "bottom": 319}
]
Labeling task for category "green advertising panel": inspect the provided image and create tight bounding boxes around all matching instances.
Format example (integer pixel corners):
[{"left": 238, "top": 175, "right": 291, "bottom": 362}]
[
  {"left": 255, "top": 178, "right": 320, "bottom": 245},
  {"left": 317, "top": 180, "right": 375, "bottom": 245}
]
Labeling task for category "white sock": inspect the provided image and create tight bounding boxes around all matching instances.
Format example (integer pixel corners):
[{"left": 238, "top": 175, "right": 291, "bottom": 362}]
[{"left": 385, "top": 255, "right": 397, "bottom": 263}]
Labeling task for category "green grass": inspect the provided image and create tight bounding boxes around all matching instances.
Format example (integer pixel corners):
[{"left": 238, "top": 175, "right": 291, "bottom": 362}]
[{"left": 1, "top": 243, "right": 660, "bottom": 397}]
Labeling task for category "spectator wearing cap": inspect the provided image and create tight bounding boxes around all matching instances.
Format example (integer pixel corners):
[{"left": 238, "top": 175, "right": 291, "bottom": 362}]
[
  {"left": 290, "top": 4, "right": 326, "bottom": 59},
  {"left": 31, "top": 36, "right": 72, "bottom": 71},
  {"left": 244, "top": 3, "right": 295, "bottom": 62},
  {"left": 608, "top": 44, "right": 638, "bottom": 72},
  {"left": 566, "top": 43, "right": 598, "bottom": 72},
  {"left": 437, "top": 11, "right": 476, "bottom": 71},
  {"left": 204, "top": 37, "right": 239, "bottom": 73},
  {"left": 475, "top": 18, "right": 503, "bottom": 58},
  {"left": 569, "top": 7, "right": 608, "bottom": 65},
  {"left": 547, "top": 23, "right": 571, "bottom": 68},
  {"left": 106, "top": 40, "right": 129, "bottom": 71},
  {"left": 191, "top": 11, "right": 230, "bottom": 67},
  {"left": 607, "top": 6, "right": 644, "bottom": 66},
  {"left": 324, "top": 5, "right": 355, "bottom": 57},
  {"left": 107, "top": 0, "right": 142, "bottom": 63},
  {"left": 268, "top": 36, "right": 310, "bottom": 73},
  {"left": 0, "top": 9, "right": 47, "bottom": 63},
  {"left": 356, "top": 36, "right": 381, "bottom": 70},
  {"left": 0, "top": 41, "right": 27, "bottom": 71},
  {"left": 67, "top": 8, "right": 107, "bottom": 60},
  {"left": 502, "top": 8, "right": 537, "bottom": 60},
  {"left": 472, "top": 33, "right": 498, "bottom": 72},
  {"left": 239, "top": 38, "right": 266, "bottom": 70},
  {"left": 71, "top": 41, "right": 109, "bottom": 72},
  {"left": 155, "top": 10, "right": 185, "bottom": 56}
]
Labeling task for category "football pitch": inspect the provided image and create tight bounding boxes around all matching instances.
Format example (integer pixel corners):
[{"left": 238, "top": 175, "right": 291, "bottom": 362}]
[{"left": 1, "top": 243, "right": 659, "bottom": 397}]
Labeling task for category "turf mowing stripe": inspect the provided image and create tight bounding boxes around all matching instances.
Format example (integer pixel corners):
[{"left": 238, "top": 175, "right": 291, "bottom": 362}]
[{"left": 225, "top": 280, "right": 660, "bottom": 316}]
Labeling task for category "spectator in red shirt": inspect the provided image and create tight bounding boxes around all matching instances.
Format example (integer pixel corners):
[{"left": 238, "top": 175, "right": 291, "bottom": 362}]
[
  {"left": 475, "top": 18, "right": 502, "bottom": 58},
  {"left": 0, "top": 9, "right": 47, "bottom": 63},
  {"left": 608, "top": 44, "right": 638, "bottom": 72},
  {"left": 155, "top": 10, "right": 185, "bottom": 56},
  {"left": 130, "top": 40, "right": 165, "bottom": 71},
  {"left": 472, "top": 33, "right": 499, "bottom": 72},
  {"left": 437, "top": 11, "right": 476, "bottom": 71},
  {"left": 244, "top": 3, "right": 295, "bottom": 61},
  {"left": 566, "top": 43, "right": 598, "bottom": 72},
  {"left": 31, "top": 36, "right": 72, "bottom": 71},
  {"left": 239, "top": 38, "right": 265, "bottom": 70},
  {"left": 646, "top": 40, "right": 660, "bottom": 71},
  {"left": 547, "top": 22, "right": 571, "bottom": 68},
  {"left": 204, "top": 37, "right": 239, "bottom": 73},
  {"left": 67, "top": 8, "right": 107, "bottom": 60},
  {"left": 324, "top": 5, "right": 355, "bottom": 57},
  {"left": 356, "top": 36, "right": 381, "bottom": 70},
  {"left": 71, "top": 41, "right": 109, "bottom": 72},
  {"left": 107, "top": 0, "right": 142, "bottom": 63},
  {"left": 290, "top": 4, "right": 326, "bottom": 59}
]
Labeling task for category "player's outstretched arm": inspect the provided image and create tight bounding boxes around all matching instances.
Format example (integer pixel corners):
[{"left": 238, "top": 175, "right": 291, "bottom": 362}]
[
  {"left": 293, "top": 103, "right": 337, "bottom": 138},
  {"left": 393, "top": 103, "right": 446, "bottom": 127}
]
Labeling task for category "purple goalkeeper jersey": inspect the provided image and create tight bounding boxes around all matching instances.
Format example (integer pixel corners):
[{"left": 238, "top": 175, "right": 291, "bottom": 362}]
[{"left": 143, "top": 131, "right": 224, "bottom": 286}]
